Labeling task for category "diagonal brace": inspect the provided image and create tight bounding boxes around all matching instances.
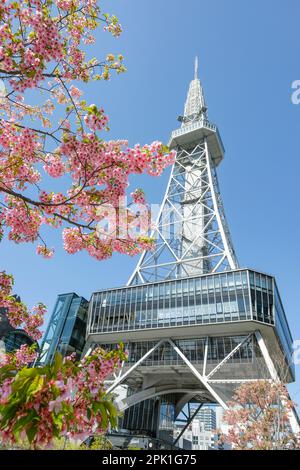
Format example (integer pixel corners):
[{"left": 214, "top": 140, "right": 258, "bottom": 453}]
[
  {"left": 106, "top": 339, "right": 166, "bottom": 395},
  {"left": 206, "top": 333, "right": 253, "bottom": 380},
  {"left": 167, "top": 339, "right": 228, "bottom": 409}
]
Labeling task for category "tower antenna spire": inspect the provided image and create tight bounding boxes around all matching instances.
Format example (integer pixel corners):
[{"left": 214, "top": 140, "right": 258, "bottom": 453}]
[
  {"left": 194, "top": 56, "right": 198, "bottom": 79},
  {"left": 181, "top": 56, "right": 207, "bottom": 123}
]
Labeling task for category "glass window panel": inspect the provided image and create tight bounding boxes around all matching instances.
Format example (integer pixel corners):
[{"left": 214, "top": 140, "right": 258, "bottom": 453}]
[
  {"left": 255, "top": 273, "right": 261, "bottom": 288},
  {"left": 214, "top": 275, "right": 220, "bottom": 290},
  {"left": 227, "top": 273, "right": 234, "bottom": 288},
  {"left": 221, "top": 275, "right": 227, "bottom": 288},
  {"left": 208, "top": 277, "right": 214, "bottom": 291}
]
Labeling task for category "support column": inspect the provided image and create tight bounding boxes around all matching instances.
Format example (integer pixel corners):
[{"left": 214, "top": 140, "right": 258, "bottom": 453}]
[{"left": 255, "top": 330, "right": 300, "bottom": 434}]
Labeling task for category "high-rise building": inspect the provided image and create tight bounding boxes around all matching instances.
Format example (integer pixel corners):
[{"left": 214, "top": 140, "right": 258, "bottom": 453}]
[
  {"left": 42, "top": 58, "right": 299, "bottom": 445},
  {"left": 174, "top": 406, "right": 217, "bottom": 450},
  {"left": 173, "top": 419, "right": 216, "bottom": 450},
  {"left": 190, "top": 406, "right": 216, "bottom": 431}
]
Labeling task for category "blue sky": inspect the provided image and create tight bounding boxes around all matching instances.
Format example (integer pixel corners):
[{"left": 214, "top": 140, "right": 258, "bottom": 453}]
[{"left": 1, "top": 0, "right": 300, "bottom": 402}]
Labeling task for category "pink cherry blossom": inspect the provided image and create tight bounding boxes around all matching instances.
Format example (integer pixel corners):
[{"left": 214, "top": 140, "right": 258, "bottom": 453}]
[
  {"left": 220, "top": 380, "right": 299, "bottom": 450},
  {"left": 0, "top": 271, "right": 46, "bottom": 341},
  {"left": 69, "top": 85, "right": 83, "bottom": 100},
  {"left": 36, "top": 245, "right": 54, "bottom": 258},
  {"left": 43, "top": 154, "right": 65, "bottom": 178},
  {"left": 0, "top": 0, "right": 175, "bottom": 449},
  {"left": 0, "top": 343, "right": 127, "bottom": 448},
  {"left": 131, "top": 188, "right": 146, "bottom": 204}
]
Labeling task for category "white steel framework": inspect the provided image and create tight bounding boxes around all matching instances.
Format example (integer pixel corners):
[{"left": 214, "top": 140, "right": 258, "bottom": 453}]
[
  {"left": 104, "top": 333, "right": 299, "bottom": 434},
  {"left": 129, "top": 58, "right": 237, "bottom": 285}
]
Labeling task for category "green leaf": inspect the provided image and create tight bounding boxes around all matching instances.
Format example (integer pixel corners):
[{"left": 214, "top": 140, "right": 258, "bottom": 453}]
[
  {"left": 26, "top": 423, "right": 37, "bottom": 445},
  {"left": 52, "top": 414, "right": 63, "bottom": 431},
  {"left": 53, "top": 352, "right": 63, "bottom": 374},
  {"left": 0, "top": 403, "right": 18, "bottom": 428},
  {"left": 18, "top": 367, "right": 38, "bottom": 379},
  {"left": 12, "top": 410, "right": 39, "bottom": 439},
  {"left": 26, "top": 375, "right": 44, "bottom": 400},
  {"left": 94, "top": 402, "right": 108, "bottom": 429},
  {"left": 102, "top": 400, "right": 118, "bottom": 428}
]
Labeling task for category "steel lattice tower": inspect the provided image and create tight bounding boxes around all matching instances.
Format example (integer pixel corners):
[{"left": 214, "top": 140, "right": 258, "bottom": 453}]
[
  {"left": 75, "top": 59, "right": 299, "bottom": 444},
  {"left": 129, "top": 58, "right": 237, "bottom": 285}
]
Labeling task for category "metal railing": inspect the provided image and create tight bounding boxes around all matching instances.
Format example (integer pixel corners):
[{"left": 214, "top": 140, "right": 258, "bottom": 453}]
[{"left": 171, "top": 118, "right": 217, "bottom": 139}]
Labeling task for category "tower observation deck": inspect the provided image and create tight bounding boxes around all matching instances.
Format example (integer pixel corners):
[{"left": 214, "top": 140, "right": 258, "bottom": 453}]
[{"left": 44, "top": 58, "right": 299, "bottom": 445}]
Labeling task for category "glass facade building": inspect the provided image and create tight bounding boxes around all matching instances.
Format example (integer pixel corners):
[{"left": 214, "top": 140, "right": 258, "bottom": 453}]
[
  {"left": 87, "top": 268, "right": 294, "bottom": 379},
  {"left": 191, "top": 407, "right": 216, "bottom": 432},
  {"left": 38, "top": 293, "right": 88, "bottom": 365},
  {"left": 100, "top": 335, "right": 266, "bottom": 371},
  {"left": 3, "top": 329, "right": 37, "bottom": 353},
  {"left": 85, "top": 268, "right": 295, "bottom": 438},
  {"left": 122, "top": 393, "right": 177, "bottom": 441},
  {"left": 39, "top": 275, "right": 295, "bottom": 437},
  {"left": 1, "top": 300, "right": 37, "bottom": 355}
]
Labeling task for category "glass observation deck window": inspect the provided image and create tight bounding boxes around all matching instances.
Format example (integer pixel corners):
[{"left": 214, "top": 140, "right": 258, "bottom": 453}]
[
  {"left": 87, "top": 269, "right": 293, "bottom": 368},
  {"left": 88, "top": 269, "right": 269, "bottom": 333}
]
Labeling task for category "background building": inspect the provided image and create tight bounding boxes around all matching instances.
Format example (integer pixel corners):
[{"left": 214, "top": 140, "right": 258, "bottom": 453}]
[
  {"left": 190, "top": 406, "right": 216, "bottom": 431},
  {"left": 174, "top": 418, "right": 216, "bottom": 450},
  {"left": 0, "top": 297, "right": 38, "bottom": 354}
]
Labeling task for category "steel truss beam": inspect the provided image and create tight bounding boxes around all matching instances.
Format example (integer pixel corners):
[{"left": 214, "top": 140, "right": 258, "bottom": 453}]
[
  {"left": 206, "top": 333, "right": 252, "bottom": 379},
  {"left": 104, "top": 332, "right": 300, "bottom": 436},
  {"left": 106, "top": 339, "right": 166, "bottom": 395},
  {"left": 168, "top": 339, "right": 228, "bottom": 409},
  {"left": 105, "top": 335, "right": 259, "bottom": 411}
]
